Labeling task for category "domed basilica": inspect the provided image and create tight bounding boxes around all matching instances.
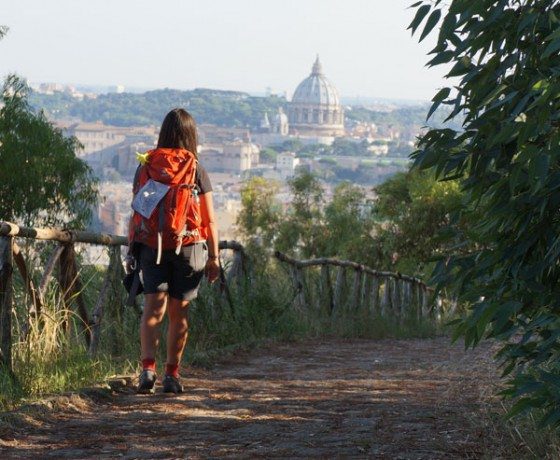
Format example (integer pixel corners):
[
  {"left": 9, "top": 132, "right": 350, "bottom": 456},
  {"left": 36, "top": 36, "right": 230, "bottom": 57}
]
[{"left": 288, "top": 56, "right": 345, "bottom": 137}]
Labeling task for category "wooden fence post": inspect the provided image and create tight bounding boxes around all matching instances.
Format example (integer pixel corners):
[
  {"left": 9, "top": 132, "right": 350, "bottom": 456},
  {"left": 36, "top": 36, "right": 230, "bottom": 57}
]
[
  {"left": 381, "top": 277, "right": 390, "bottom": 316},
  {"left": 12, "top": 242, "right": 42, "bottom": 318},
  {"left": 402, "top": 281, "right": 411, "bottom": 317},
  {"left": 88, "top": 257, "right": 113, "bottom": 357},
  {"left": 351, "top": 267, "right": 362, "bottom": 310},
  {"left": 361, "top": 273, "right": 371, "bottom": 312},
  {"left": 333, "top": 266, "right": 345, "bottom": 314},
  {"left": 390, "top": 278, "right": 401, "bottom": 317},
  {"left": 370, "top": 275, "right": 380, "bottom": 315},
  {"left": 415, "top": 282, "right": 422, "bottom": 321},
  {"left": 421, "top": 286, "right": 429, "bottom": 317},
  {"left": 0, "top": 237, "right": 13, "bottom": 373},
  {"left": 107, "top": 246, "right": 125, "bottom": 354},
  {"left": 58, "top": 243, "right": 91, "bottom": 346},
  {"left": 38, "top": 244, "right": 65, "bottom": 307},
  {"left": 319, "top": 264, "right": 333, "bottom": 314},
  {"left": 291, "top": 265, "right": 306, "bottom": 311}
]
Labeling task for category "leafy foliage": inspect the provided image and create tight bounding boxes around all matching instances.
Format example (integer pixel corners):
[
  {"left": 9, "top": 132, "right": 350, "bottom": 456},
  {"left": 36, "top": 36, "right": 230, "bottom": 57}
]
[
  {"left": 236, "top": 177, "right": 281, "bottom": 251},
  {"left": 237, "top": 172, "right": 374, "bottom": 265},
  {"left": 0, "top": 75, "right": 98, "bottom": 227},
  {"left": 373, "top": 169, "right": 464, "bottom": 279},
  {"left": 30, "top": 88, "right": 287, "bottom": 128},
  {"left": 410, "top": 0, "right": 560, "bottom": 426},
  {"left": 237, "top": 168, "right": 461, "bottom": 278}
]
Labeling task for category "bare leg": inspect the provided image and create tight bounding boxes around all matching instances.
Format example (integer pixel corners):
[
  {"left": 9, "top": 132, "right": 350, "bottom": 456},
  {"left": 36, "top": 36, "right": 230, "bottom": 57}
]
[
  {"left": 140, "top": 292, "right": 167, "bottom": 361},
  {"left": 166, "top": 297, "right": 190, "bottom": 365}
]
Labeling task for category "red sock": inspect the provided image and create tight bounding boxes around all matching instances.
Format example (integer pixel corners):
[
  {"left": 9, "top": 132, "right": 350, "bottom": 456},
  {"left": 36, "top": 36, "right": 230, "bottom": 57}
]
[
  {"left": 165, "top": 363, "right": 179, "bottom": 378},
  {"left": 142, "top": 358, "right": 156, "bottom": 372}
]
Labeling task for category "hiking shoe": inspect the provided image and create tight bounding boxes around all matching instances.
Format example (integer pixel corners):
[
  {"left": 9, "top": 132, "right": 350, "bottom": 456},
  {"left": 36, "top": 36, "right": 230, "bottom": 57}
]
[
  {"left": 162, "top": 375, "right": 183, "bottom": 394},
  {"left": 137, "top": 369, "right": 157, "bottom": 394}
]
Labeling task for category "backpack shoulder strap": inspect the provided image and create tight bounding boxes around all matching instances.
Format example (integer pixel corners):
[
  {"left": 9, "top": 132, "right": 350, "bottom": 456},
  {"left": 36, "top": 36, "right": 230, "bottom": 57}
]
[{"left": 132, "top": 165, "right": 143, "bottom": 193}]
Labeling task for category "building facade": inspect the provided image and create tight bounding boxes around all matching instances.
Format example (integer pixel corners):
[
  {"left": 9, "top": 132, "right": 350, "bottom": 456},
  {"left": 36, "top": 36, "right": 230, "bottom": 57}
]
[{"left": 200, "top": 139, "right": 260, "bottom": 173}]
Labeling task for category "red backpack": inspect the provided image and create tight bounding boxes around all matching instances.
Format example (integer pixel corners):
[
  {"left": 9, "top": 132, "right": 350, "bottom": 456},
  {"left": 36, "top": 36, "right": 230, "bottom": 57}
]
[{"left": 128, "top": 148, "right": 206, "bottom": 263}]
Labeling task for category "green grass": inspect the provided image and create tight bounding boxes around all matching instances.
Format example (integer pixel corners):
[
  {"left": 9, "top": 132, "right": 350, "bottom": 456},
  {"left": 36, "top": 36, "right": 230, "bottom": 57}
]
[{"left": 0, "top": 255, "right": 443, "bottom": 410}]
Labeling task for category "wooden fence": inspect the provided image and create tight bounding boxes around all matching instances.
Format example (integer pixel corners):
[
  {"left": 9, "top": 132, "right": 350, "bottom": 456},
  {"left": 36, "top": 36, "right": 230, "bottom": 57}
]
[
  {"left": 274, "top": 251, "right": 438, "bottom": 319},
  {"left": 0, "top": 220, "right": 438, "bottom": 375},
  {"left": 0, "top": 221, "right": 246, "bottom": 373}
]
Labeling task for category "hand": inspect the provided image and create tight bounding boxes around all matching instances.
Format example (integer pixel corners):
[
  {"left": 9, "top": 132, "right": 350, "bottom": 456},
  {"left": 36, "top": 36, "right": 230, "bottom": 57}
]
[
  {"left": 125, "top": 255, "right": 137, "bottom": 274},
  {"left": 205, "top": 258, "right": 220, "bottom": 283}
]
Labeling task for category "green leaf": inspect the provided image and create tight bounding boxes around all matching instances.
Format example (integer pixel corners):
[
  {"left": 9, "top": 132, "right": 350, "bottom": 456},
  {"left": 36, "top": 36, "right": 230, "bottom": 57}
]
[
  {"left": 427, "top": 50, "right": 454, "bottom": 67},
  {"left": 408, "top": 4, "right": 431, "bottom": 35},
  {"left": 419, "top": 9, "right": 442, "bottom": 42},
  {"left": 543, "top": 38, "right": 560, "bottom": 58},
  {"left": 539, "top": 409, "right": 560, "bottom": 429},
  {"left": 427, "top": 87, "right": 451, "bottom": 120},
  {"left": 506, "top": 397, "right": 535, "bottom": 419}
]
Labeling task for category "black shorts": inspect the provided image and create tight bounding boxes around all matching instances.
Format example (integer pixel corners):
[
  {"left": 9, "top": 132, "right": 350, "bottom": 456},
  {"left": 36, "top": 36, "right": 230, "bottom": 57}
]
[{"left": 139, "top": 242, "right": 208, "bottom": 301}]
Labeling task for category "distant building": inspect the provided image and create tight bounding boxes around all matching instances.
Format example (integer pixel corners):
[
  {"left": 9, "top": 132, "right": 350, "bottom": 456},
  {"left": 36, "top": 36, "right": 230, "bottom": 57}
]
[
  {"left": 113, "top": 141, "right": 154, "bottom": 176},
  {"left": 198, "top": 124, "right": 251, "bottom": 146},
  {"left": 259, "top": 112, "right": 271, "bottom": 132},
  {"left": 288, "top": 56, "right": 345, "bottom": 138},
  {"left": 200, "top": 139, "right": 260, "bottom": 173},
  {"left": 109, "top": 85, "right": 126, "bottom": 93},
  {"left": 58, "top": 121, "right": 158, "bottom": 175},
  {"left": 276, "top": 151, "right": 300, "bottom": 179},
  {"left": 64, "top": 122, "right": 128, "bottom": 156},
  {"left": 272, "top": 107, "right": 289, "bottom": 135}
]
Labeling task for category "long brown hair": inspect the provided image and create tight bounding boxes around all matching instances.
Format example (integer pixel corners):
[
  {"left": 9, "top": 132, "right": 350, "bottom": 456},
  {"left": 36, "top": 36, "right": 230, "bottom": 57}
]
[{"left": 157, "top": 108, "right": 198, "bottom": 156}]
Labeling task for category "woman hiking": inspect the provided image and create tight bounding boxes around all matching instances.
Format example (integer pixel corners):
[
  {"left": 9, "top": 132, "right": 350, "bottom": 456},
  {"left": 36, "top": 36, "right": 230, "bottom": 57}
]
[{"left": 127, "top": 108, "right": 220, "bottom": 394}]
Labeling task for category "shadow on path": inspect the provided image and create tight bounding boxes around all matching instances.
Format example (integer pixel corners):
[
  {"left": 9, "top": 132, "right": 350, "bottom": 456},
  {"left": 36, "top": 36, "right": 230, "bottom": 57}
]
[{"left": 0, "top": 338, "right": 508, "bottom": 459}]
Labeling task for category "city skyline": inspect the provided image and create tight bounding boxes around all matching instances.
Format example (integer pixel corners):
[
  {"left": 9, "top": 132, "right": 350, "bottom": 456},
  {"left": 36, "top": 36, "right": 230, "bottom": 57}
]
[{"left": 1, "top": 0, "right": 448, "bottom": 101}]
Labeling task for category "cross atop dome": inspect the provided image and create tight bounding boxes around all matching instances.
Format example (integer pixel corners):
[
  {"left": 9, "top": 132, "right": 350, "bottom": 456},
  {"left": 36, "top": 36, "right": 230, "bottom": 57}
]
[{"left": 311, "top": 54, "right": 323, "bottom": 76}]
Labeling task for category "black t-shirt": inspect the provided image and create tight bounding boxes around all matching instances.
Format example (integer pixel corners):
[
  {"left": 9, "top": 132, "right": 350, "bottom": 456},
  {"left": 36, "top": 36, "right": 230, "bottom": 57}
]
[{"left": 196, "top": 163, "right": 212, "bottom": 194}]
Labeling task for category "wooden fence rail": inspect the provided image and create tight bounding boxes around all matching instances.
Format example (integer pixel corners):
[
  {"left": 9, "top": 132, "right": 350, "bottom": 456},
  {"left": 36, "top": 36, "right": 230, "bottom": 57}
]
[
  {"left": 0, "top": 220, "right": 439, "bottom": 376},
  {"left": 0, "top": 221, "right": 247, "bottom": 373},
  {"left": 274, "top": 250, "right": 437, "bottom": 319}
]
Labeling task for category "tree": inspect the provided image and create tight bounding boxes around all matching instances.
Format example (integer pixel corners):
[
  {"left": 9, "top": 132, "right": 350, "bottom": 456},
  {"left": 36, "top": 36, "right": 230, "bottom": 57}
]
[
  {"left": 236, "top": 176, "right": 281, "bottom": 248},
  {"left": 410, "top": 0, "right": 560, "bottom": 425},
  {"left": 373, "top": 169, "right": 464, "bottom": 279},
  {"left": 0, "top": 75, "right": 98, "bottom": 227},
  {"left": 323, "top": 182, "right": 375, "bottom": 264},
  {"left": 275, "top": 172, "right": 325, "bottom": 258}
]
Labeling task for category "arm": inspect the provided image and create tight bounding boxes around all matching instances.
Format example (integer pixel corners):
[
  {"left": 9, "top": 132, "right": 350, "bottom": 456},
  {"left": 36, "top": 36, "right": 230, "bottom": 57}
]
[{"left": 200, "top": 191, "right": 220, "bottom": 282}]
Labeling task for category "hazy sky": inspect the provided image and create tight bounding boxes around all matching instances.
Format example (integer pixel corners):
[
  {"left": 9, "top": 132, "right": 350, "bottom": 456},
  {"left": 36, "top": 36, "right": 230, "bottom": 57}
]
[{"left": 0, "top": 0, "right": 448, "bottom": 101}]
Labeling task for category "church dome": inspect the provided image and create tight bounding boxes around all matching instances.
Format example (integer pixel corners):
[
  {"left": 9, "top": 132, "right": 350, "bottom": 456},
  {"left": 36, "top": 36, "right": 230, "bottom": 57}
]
[
  {"left": 291, "top": 56, "right": 340, "bottom": 107},
  {"left": 288, "top": 56, "right": 345, "bottom": 138}
]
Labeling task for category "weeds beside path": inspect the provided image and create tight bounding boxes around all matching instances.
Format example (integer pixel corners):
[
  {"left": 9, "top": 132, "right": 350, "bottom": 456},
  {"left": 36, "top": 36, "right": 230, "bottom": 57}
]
[{"left": 0, "top": 337, "right": 534, "bottom": 458}]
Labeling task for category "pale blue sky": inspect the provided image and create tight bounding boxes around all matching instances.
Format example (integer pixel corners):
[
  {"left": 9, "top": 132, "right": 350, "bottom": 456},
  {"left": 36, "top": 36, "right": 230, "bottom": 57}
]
[{"left": 0, "top": 0, "right": 447, "bottom": 100}]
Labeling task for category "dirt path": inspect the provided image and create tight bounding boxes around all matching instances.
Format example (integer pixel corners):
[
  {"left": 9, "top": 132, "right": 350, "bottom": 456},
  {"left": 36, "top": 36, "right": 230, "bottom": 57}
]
[{"left": 0, "top": 337, "right": 516, "bottom": 459}]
